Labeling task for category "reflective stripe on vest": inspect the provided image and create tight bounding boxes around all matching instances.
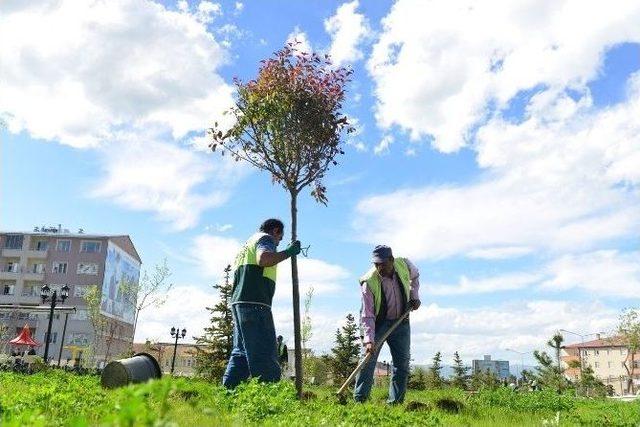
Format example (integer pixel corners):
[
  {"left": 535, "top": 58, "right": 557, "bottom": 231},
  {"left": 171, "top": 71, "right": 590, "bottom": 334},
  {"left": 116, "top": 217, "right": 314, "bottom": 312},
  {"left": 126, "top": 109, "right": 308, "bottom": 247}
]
[
  {"left": 234, "top": 232, "right": 277, "bottom": 282},
  {"left": 360, "top": 257, "right": 411, "bottom": 316}
]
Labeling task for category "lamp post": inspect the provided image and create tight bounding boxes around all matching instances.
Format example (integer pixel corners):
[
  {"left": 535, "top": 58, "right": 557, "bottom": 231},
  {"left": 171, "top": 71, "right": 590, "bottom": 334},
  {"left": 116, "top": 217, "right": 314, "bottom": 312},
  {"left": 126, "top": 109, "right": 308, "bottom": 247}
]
[
  {"left": 170, "top": 326, "right": 186, "bottom": 374},
  {"left": 40, "top": 284, "right": 69, "bottom": 363}
]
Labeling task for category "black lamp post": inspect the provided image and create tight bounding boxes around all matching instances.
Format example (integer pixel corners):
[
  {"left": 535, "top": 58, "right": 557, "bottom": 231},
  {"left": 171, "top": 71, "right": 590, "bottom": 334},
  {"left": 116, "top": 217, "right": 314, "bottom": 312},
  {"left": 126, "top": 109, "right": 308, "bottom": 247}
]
[
  {"left": 41, "top": 284, "right": 69, "bottom": 363},
  {"left": 170, "top": 326, "right": 186, "bottom": 374}
]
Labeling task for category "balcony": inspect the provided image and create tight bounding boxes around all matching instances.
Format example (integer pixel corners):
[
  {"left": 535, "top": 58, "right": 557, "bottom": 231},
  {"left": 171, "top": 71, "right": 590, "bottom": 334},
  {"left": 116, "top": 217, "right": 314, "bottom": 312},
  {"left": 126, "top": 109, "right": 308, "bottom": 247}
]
[
  {"left": 1, "top": 248, "right": 23, "bottom": 258},
  {"left": 24, "top": 249, "right": 48, "bottom": 259},
  {"left": 23, "top": 269, "right": 45, "bottom": 281},
  {"left": 0, "top": 266, "right": 20, "bottom": 280},
  {"left": 20, "top": 294, "right": 41, "bottom": 305}
]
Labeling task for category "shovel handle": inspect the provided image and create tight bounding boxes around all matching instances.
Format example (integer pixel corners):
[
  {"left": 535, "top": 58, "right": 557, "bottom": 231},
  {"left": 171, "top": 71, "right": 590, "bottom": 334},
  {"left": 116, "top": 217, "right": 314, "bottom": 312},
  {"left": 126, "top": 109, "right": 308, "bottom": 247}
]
[{"left": 336, "top": 309, "right": 411, "bottom": 396}]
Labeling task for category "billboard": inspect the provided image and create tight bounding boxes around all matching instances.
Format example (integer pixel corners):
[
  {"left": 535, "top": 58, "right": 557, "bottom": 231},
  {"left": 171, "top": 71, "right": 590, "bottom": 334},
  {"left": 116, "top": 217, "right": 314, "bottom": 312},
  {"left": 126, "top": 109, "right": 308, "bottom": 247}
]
[{"left": 100, "top": 241, "right": 140, "bottom": 324}]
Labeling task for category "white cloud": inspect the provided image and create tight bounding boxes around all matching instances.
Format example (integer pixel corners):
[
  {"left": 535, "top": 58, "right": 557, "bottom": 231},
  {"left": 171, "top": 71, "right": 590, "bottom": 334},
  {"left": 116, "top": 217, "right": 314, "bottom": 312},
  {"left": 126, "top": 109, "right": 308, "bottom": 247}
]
[
  {"left": 195, "top": 1, "right": 222, "bottom": 23},
  {"left": 409, "top": 300, "right": 618, "bottom": 365},
  {"left": 273, "top": 257, "right": 352, "bottom": 302},
  {"left": 373, "top": 134, "right": 393, "bottom": 155},
  {"left": 467, "top": 246, "right": 534, "bottom": 260},
  {"left": 368, "top": 0, "right": 640, "bottom": 152},
  {"left": 286, "top": 26, "right": 312, "bottom": 54},
  {"left": 428, "top": 272, "right": 543, "bottom": 296},
  {"left": 354, "top": 80, "right": 640, "bottom": 260},
  {"left": 325, "top": 0, "right": 371, "bottom": 66},
  {"left": 234, "top": 2, "right": 243, "bottom": 13},
  {"left": 92, "top": 136, "right": 247, "bottom": 230},
  {"left": 0, "top": 0, "right": 233, "bottom": 148},
  {"left": 190, "top": 234, "right": 243, "bottom": 278},
  {"left": 134, "top": 284, "right": 217, "bottom": 343},
  {"left": 542, "top": 250, "right": 640, "bottom": 298}
]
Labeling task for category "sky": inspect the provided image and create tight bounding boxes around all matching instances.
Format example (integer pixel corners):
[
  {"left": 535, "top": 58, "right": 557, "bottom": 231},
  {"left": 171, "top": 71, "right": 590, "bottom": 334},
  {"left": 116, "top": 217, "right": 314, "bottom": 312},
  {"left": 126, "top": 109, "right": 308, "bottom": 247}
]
[{"left": 1, "top": 0, "right": 639, "bottom": 367}]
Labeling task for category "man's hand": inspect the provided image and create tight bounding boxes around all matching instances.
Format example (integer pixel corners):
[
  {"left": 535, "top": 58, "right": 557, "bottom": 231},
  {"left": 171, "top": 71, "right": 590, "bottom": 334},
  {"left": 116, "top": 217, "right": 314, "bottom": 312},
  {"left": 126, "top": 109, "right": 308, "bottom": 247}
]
[
  {"left": 284, "top": 240, "right": 302, "bottom": 257},
  {"left": 364, "top": 342, "right": 375, "bottom": 354},
  {"left": 409, "top": 299, "right": 421, "bottom": 311}
]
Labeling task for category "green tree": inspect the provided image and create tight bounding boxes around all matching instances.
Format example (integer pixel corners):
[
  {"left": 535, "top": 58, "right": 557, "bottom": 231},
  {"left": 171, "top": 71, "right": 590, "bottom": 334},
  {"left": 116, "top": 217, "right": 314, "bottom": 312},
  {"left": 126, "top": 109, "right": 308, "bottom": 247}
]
[
  {"left": 533, "top": 333, "right": 569, "bottom": 393},
  {"left": 452, "top": 351, "right": 469, "bottom": 390},
  {"left": 129, "top": 258, "right": 173, "bottom": 343},
  {"left": 427, "top": 351, "right": 444, "bottom": 389},
  {"left": 330, "top": 313, "right": 361, "bottom": 384},
  {"left": 470, "top": 368, "right": 500, "bottom": 391},
  {"left": 301, "top": 286, "right": 314, "bottom": 354},
  {"left": 617, "top": 308, "right": 640, "bottom": 394},
  {"left": 210, "top": 42, "right": 354, "bottom": 398},
  {"left": 84, "top": 285, "right": 107, "bottom": 367},
  {"left": 194, "top": 265, "right": 234, "bottom": 381},
  {"left": 408, "top": 366, "right": 427, "bottom": 390}
]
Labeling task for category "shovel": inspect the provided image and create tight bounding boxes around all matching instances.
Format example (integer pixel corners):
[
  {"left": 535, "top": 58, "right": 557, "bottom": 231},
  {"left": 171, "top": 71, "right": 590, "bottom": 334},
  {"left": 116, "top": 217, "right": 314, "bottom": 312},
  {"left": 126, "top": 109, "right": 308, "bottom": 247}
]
[{"left": 336, "top": 309, "right": 412, "bottom": 400}]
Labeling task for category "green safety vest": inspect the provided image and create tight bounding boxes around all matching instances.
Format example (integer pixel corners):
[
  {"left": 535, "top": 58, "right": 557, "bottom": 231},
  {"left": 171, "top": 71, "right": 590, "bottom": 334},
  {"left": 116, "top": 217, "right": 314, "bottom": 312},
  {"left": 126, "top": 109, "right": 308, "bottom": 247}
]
[
  {"left": 231, "top": 232, "right": 278, "bottom": 306},
  {"left": 360, "top": 257, "right": 411, "bottom": 317}
]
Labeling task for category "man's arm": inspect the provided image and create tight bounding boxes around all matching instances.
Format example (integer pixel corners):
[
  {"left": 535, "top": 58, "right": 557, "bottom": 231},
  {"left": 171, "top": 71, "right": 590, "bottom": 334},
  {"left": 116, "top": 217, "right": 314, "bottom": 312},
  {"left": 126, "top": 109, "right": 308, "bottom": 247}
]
[
  {"left": 361, "top": 283, "right": 376, "bottom": 353},
  {"left": 406, "top": 258, "right": 421, "bottom": 310},
  {"left": 257, "top": 238, "right": 301, "bottom": 267}
]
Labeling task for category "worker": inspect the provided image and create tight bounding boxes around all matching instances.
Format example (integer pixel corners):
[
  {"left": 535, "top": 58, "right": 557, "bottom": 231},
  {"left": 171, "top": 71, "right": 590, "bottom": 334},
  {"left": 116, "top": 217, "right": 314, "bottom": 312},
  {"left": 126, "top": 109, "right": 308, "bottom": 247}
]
[
  {"left": 354, "top": 245, "right": 421, "bottom": 404},
  {"left": 277, "top": 335, "right": 289, "bottom": 372},
  {"left": 222, "top": 218, "right": 301, "bottom": 388}
]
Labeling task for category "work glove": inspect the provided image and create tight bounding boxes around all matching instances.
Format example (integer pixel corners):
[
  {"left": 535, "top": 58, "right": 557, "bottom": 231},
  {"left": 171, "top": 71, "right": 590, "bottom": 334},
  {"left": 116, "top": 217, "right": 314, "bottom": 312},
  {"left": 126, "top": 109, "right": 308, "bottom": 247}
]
[
  {"left": 409, "top": 299, "right": 421, "bottom": 311},
  {"left": 285, "top": 240, "right": 302, "bottom": 257}
]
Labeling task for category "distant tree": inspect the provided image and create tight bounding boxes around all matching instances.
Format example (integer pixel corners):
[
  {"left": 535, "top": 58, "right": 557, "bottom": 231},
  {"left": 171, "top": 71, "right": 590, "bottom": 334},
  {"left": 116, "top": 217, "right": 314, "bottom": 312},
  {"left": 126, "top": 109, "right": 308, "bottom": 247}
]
[
  {"left": 194, "top": 265, "right": 234, "bottom": 381},
  {"left": 547, "top": 332, "right": 564, "bottom": 370},
  {"left": 452, "top": 351, "right": 469, "bottom": 390},
  {"left": 330, "top": 313, "right": 361, "bottom": 384},
  {"left": 408, "top": 366, "right": 427, "bottom": 390},
  {"left": 470, "top": 368, "right": 500, "bottom": 391},
  {"left": 427, "top": 351, "right": 444, "bottom": 389},
  {"left": 617, "top": 308, "right": 640, "bottom": 394},
  {"left": 0, "top": 323, "right": 9, "bottom": 354},
  {"left": 84, "top": 286, "right": 107, "bottom": 366},
  {"left": 209, "top": 41, "right": 354, "bottom": 398}
]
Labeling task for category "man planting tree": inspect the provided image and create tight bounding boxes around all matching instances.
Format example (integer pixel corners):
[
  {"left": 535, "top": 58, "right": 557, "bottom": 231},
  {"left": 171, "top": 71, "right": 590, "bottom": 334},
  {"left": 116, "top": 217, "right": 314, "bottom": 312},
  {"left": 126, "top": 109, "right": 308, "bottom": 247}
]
[
  {"left": 354, "top": 245, "right": 421, "bottom": 404},
  {"left": 222, "top": 218, "right": 301, "bottom": 388}
]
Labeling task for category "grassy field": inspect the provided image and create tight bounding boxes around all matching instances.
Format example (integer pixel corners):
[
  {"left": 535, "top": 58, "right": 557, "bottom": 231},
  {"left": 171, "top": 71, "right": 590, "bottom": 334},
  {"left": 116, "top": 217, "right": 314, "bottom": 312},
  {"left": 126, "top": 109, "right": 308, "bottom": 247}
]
[{"left": 1, "top": 370, "right": 639, "bottom": 426}]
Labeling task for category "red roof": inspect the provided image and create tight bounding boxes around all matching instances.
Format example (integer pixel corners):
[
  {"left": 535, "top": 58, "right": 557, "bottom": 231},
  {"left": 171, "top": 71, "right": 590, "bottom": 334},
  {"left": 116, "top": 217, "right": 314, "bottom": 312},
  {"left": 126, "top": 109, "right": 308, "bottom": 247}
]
[
  {"left": 564, "top": 336, "right": 626, "bottom": 349},
  {"left": 9, "top": 324, "right": 41, "bottom": 347}
]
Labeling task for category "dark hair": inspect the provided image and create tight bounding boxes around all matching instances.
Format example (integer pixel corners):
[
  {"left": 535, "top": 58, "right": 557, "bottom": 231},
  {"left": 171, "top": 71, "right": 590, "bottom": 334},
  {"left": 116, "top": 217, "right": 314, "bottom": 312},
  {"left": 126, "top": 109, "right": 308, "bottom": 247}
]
[{"left": 259, "top": 218, "right": 284, "bottom": 235}]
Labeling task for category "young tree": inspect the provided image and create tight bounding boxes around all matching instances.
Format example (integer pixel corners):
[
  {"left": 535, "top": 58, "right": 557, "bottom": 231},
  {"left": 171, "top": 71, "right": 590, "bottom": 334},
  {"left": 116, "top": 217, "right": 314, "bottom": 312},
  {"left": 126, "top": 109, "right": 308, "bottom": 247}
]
[
  {"left": 301, "top": 286, "right": 314, "bottom": 354},
  {"left": 617, "top": 308, "right": 640, "bottom": 394},
  {"left": 408, "top": 366, "right": 427, "bottom": 390},
  {"left": 127, "top": 258, "right": 173, "bottom": 343},
  {"left": 426, "top": 351, "right": 444, "bottom": 389},
  {"left": 209, "top": 42, "right": 354, "bottom": 398},
  {"left": 547, "top": 332, "right": 564, "bottom": 370},
  {"left": 330, "top": 313, "right": 361, "bottom": 384},
  {"left": 194, "top": 265, "right": 234, "bottom": 381},
  {"left": 84, "top": 285, "right": 107, "bottom": 367},
  {"left": 452, "top": 351, "right": 469, "bottom": 390}
]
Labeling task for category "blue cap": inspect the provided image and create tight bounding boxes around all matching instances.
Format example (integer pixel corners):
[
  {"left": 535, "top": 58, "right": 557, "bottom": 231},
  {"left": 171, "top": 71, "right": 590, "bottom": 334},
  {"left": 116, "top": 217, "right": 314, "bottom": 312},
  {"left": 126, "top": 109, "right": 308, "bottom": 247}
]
[{"left": 371, "top": 245, "right": 393, "bottom": 263}]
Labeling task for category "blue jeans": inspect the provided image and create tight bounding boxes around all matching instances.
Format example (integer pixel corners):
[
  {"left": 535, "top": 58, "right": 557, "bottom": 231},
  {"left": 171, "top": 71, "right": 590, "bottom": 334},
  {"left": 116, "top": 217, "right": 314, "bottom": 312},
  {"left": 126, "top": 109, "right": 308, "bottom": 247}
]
[
  {"left": 222, "top": 303, "right": 281, "bottom": 388},
  {"left": 354, "top": 319, "right": 410, "bottom": 404}
]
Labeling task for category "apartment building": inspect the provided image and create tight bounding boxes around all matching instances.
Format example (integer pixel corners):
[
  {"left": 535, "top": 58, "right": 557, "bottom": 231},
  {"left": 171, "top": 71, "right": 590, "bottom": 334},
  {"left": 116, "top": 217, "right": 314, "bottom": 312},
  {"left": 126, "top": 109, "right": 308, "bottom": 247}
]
[
  {"left": 562, "top": 336, "right": 639, "bottom": 395},
  {"left": 472, "top": 355, "right": 510, "bottom": 379},
  {"left": 133, "top": 342, "right": 200, "bottom": 376},
  {"left": 0, "top": 227, "right": 141, "bottom": 365}
]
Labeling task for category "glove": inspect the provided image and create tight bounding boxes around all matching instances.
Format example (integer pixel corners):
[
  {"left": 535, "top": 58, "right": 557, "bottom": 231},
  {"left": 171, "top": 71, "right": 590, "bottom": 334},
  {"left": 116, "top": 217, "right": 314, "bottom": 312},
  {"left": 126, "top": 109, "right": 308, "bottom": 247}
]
[
  {"left": 285, "top": 240, "right": 302, "bottom": 257},
  {"left": 409, "top": 299, "right": 421, "bottom": 311}
]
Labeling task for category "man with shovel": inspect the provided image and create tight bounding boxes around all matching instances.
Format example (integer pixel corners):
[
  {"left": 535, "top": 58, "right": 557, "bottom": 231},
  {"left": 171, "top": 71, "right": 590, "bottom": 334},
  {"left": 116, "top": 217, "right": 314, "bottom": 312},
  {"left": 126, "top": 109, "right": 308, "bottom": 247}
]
[
  {"left": 353, "top": 245, "right": 421, "bottom": 404},
  {"left": 222, "top": 218, "right": 301, "bottom": 388}
]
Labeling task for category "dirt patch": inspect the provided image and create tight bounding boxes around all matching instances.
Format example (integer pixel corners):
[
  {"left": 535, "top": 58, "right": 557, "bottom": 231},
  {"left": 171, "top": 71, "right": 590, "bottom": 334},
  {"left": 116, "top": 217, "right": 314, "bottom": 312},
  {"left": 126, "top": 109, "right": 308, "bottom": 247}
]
[
  {"left": 301, "top": 390, "right": 317, "bottom": 401},
  {"left": 405, "top": 401, "right": 431, "bottom": 412},
  {"left": 435, "top": 398, "right": 464, "bottom": 413}
]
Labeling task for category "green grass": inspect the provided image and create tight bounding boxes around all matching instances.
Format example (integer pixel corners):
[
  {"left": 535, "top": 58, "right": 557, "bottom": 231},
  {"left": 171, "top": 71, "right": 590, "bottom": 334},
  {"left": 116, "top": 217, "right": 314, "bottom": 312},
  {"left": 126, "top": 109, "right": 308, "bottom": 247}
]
[{"left": 1, "top": 370, "right": 639, "bottom": 426}]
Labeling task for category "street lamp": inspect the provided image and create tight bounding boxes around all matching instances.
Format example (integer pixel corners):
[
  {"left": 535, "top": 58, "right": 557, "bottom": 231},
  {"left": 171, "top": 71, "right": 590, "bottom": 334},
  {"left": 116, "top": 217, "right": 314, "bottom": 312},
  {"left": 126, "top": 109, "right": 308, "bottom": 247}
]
[
  {"left": 170, "top": 326, "right": 187, "bottom": 374},
  {"left": 41, "top": 284, "right": 69, "bottom": 362}
]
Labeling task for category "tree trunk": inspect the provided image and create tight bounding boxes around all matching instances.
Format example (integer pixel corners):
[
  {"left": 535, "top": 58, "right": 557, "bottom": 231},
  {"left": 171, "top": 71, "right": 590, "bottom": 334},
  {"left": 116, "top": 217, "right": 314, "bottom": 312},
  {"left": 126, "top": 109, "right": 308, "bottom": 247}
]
[{"left": 290, "top": 191, "right": 303, "bottom": 399}]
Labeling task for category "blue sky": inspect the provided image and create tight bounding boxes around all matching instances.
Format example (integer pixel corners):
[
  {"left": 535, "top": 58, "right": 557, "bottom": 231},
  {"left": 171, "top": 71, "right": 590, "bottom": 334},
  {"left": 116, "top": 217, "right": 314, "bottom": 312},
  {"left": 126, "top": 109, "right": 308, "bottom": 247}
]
[{"left": 1, "top": 0, "right": 639, "bottom": 365}]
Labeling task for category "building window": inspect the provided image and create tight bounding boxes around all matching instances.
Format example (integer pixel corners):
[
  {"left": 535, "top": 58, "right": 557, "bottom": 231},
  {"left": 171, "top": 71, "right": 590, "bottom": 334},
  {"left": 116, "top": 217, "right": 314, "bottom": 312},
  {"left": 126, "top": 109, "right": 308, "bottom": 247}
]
[
  {"left": 34, "top": 240, "right": 48, "bottom": 251},
  {"left": 29, "top": 263, "right": 45, "bottom": 274},
  {"left": 45, "top": 332, "right": 58, "bottom": 344},
  {"left": 56, "top": 240, "right": 71, "bottom": 252},
  {"left": 77, "top": 263, "right": 98, "bottom": 275},
  {"left": 607, "top": 349, "right": 610, "bottom": 355},
  {"left": 52, "top": 262, "right": 68, "bottom": 274},
  {"left": 594, "top": 362, "right": 599, "bottom": 368},
  {"left": 81, "top": 241, "right": 101, "bottom": 253},
  {"left": 595, "top": 350, "right": 600, "bottom": 356},
  {"left": 73, "top": 285, "right": 89, "bottom": 297},
  {"left": 583, "top": 350, "right": 588, "bottom": 356},
  {"left": 4, "top": 235, "right": 24, "bottom": 249},
  {"left": 608, "top": 362, "right": 612, "bottom": 368},
  {"left": 3, "top": 284, "right": 15, "bottom": 295},
  {"left": 4, "top": 261, "right": 19, "bottom": 273},
  {"left": 71, "top": 309, "right": 88, "bottom": 321}
]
